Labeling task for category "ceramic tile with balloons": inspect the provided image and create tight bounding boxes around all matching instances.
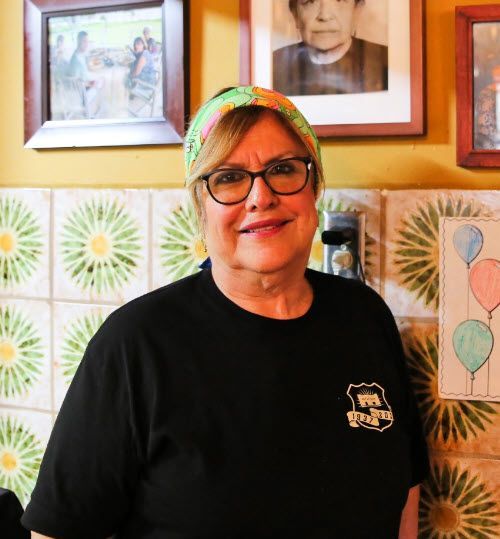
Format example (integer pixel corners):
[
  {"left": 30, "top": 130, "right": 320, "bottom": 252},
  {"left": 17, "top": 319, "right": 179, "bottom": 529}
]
[{"left": 439, "top": 217, "right": 500, "bottom": 402}]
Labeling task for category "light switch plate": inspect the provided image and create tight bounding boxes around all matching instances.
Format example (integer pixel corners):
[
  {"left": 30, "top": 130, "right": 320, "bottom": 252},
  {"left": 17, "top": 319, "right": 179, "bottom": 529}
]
[{"left": 322, "top": 211, "right": 366, "bottom": 280}]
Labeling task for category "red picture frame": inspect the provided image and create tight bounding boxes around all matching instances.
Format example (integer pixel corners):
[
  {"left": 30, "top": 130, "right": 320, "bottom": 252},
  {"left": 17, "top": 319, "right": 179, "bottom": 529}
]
[
  {"left": 239, "top": 0, "right": 425, "bottom": 137},
  {"left": 456, "top": 4, "right": 500, "bottom": 167},
  {"left": 24, "top": 0, "right": 188, "bottom": 148}
]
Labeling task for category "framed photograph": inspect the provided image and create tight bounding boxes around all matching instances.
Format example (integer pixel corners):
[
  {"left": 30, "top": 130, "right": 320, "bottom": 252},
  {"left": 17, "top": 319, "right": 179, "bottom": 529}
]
[
  {"left": 456, "top": 5, "right": 500, "bottom": 167},
  {"left": 239, "top": 0, "right": 424, "bottom": 137},
  {"left": 24, "top": 0, "right": 188, "bottom": 148}
]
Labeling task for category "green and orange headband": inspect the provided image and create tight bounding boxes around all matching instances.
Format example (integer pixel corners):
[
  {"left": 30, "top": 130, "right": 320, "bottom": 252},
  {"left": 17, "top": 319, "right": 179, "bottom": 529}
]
[{"left": 184, "top": 86, "right": 321, "bottom": 180}]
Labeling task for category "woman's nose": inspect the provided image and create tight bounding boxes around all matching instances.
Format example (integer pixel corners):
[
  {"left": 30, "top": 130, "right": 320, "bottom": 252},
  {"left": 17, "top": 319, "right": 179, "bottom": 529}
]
[
  {"left": 244, "top": 176, "right": 278, "bottom": 211},
  {"left": 316, "top": 0, "right": 335, "bottom": 21}
]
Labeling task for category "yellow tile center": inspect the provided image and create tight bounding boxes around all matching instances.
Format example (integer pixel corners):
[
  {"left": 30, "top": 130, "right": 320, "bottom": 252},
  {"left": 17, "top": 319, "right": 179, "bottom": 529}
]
[
  {"left": 90, "top": 234, "right": 110, "bottom": 257},
  {"left": 1, "top": 451, "right": 18, "bottom": 472},
  {"left": 0, "top": 232, "right": 15, "bottom": 254},
  {"left": 0, "top": 341, "right": 16, "bottom": 364},
  {"left": 430, "top": 502, "right": 459, "bottom": 531}
]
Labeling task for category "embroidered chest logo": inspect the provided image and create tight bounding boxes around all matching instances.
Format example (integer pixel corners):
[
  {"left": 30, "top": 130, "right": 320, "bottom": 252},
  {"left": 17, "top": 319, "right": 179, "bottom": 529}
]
[{"left": 346, "top": 382, "right": 394, "bottom": 432}]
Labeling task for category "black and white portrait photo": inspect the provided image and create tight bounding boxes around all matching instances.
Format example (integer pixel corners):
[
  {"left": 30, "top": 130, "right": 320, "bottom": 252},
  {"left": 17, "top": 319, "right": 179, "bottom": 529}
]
[{"left": 272, "top": 0, "right": 388, "bottom": 96}]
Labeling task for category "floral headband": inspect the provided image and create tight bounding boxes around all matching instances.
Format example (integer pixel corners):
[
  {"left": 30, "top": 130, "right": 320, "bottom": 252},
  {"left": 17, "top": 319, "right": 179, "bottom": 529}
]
[{"left": 184, "top": 86, "right": 321, "bottom": 180}]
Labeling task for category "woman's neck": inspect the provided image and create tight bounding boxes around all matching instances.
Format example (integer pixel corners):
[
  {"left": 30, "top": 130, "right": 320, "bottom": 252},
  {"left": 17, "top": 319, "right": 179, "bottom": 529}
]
[{"left": 211, "top": 263, "right": 313, "bottom": 320}]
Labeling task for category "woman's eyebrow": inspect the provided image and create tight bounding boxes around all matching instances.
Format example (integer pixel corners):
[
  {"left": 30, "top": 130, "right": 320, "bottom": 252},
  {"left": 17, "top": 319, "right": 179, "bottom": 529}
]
[{"left": 220, "top": 152, "right": 303, "bottom": 169}]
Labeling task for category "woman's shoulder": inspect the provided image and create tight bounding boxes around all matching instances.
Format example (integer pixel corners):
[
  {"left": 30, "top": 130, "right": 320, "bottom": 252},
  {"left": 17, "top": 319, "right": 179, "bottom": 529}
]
[
  {"left": 307, "top": 268, "right": 391, "bottom": 317},
  {"left": 88, "top": 271, "right": 206, "bottom": 350}
]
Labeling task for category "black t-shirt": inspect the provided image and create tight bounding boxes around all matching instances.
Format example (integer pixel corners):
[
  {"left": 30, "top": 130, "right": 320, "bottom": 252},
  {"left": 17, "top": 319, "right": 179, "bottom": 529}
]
[
  {"left": 22, "top": 269, "right": 428, "bottom": 539},
  {"left": 273, "top": 38, "right": 388, "bottom": 96}
]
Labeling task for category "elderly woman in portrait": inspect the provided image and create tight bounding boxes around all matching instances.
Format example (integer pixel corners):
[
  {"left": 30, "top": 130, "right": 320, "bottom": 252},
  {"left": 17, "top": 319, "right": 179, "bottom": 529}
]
[
  {"left": 22, "top": 86, "right": 427, "bottom": 538},
  {"left": 274, "top": 0, "right": 388, "bottom": 96}
]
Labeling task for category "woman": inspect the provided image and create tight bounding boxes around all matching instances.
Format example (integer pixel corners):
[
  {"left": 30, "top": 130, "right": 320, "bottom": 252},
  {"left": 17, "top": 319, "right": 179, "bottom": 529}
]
[
  {"left": 127, "top": 37, "right": 156, "bottom": 87},
  {"left": 23, "top": 86, "right": 427, "bottom": 538},
  {"left": 273, "top": 0, "right": 388, "bottom": 95}
]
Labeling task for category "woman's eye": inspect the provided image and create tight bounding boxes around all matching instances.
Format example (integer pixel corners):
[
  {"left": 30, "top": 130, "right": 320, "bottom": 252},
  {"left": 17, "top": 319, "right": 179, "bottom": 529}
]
[
  {"left": 269, "top": 162, "right": 296, "bottom": 175},
  {"left": 212, "top": 171, "right": 246, "bottom": 185}
]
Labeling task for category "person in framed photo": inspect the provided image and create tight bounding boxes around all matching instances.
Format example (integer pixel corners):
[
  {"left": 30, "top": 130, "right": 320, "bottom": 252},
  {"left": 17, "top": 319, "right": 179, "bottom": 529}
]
[
  {"left": 67, "top": 30, "right": 104, "bottom": 117},
  {"left": 273, "top": 0, "right": 388, "bottom": 96}
]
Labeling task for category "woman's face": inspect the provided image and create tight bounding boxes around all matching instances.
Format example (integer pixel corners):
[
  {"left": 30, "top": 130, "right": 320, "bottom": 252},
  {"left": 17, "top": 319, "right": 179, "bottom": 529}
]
[
  {"left": 294, "top": 0, "right": 357, "bottom": 53},
  {"left": 134, "top": 40, "right": 145, "bottom": 53},
  {"left": 202, "top": 112, "right": 318, "bottom": 277}
]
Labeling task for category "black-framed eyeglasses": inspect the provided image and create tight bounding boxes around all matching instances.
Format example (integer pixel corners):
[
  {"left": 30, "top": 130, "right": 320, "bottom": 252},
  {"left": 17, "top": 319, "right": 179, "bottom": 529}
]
[{"left": 200, "top": 156, "right": 313, "bottom": 205}]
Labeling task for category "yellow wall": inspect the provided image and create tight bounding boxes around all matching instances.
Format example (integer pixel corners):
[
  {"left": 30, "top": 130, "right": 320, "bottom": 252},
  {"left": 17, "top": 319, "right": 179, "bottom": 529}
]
[{"left": 1, "top": 0, "right": 499, "bottom": 189}]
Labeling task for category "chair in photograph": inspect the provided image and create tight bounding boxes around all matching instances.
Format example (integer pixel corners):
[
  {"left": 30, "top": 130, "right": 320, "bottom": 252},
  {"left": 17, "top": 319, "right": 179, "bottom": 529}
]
[
  {"left": 51, "top": 65, "right": 102, "bottom": 121},
  {"left": 60, "top": 76, "right": 92, "bottom": 119}
]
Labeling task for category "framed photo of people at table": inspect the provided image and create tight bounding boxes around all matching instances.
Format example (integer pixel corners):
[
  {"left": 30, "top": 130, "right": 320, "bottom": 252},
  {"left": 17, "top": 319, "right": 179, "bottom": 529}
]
[
  {"left": 239, "top": 0, "right": 424, "bottom": 137},
  {"left": 24, "top": 0, "right": 188, "bottom": 148},
  {"left": 456, "top": 5, "right": 500, "bottom": 167}
]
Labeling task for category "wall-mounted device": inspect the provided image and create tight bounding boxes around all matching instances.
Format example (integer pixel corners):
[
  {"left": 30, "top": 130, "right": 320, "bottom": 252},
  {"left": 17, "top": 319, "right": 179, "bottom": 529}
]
[{"left": 322, "top": 211, "right": 366, "bottom": 282}]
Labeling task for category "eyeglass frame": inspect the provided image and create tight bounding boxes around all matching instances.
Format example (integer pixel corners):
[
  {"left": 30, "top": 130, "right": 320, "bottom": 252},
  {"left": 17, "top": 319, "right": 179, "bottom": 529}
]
[{"left": 199, "top": 156, "right": 314, "bottom": 205}]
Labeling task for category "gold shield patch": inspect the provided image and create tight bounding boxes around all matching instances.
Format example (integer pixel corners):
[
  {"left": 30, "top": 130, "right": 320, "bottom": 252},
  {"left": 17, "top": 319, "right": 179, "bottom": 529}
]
[{"left": 346, "top": 382, "right": 394, "bottom": 432}]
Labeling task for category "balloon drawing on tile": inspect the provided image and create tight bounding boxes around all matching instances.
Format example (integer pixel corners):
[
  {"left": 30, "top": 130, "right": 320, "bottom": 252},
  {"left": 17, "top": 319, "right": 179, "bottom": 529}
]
[
  {"left": 453, "top": 224, "right": 483, "bottom": 267},
  {"left": 452, "top": 320, "right": 493, "bottom": 394},
  {"left": 453, "top": 224, "right": 483, "bottom": 321},
  {"left": 159, "top": 200, "right": 205, "bottom": 283},
  {"left": 0, "top": 305, "right": 44, "bottom": 398},
  {"left": 60, "top": 197, "right": 142, "bottom": 294},
  {"left": 470, "top": 259, "right": 500, "bottom": 318},
  {"left": 419, "top": 459, "right": 499, "bottom": 539},
  {"left": 402, "top": 325, "right": 498, "bottom": 446},
  {"left": 60, "top": 311, "right": 106, "bottom": 384},
  {"left": 394, "top": 195, "right": 488, "bottom": 312},
  {"left": 0, "top": 415, "right": 44, "bottom": 506},
  {"left": 439, "top": 218, "right": 500, "bottom": 402},
  {"left": 0, "top": 195, "right": 43, "bottom": 289}
]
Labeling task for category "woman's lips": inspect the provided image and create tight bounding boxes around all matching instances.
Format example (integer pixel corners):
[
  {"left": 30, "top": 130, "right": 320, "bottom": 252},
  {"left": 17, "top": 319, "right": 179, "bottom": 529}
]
[{"left": 239, "top": 219, "right": 290, "bottom": 237}]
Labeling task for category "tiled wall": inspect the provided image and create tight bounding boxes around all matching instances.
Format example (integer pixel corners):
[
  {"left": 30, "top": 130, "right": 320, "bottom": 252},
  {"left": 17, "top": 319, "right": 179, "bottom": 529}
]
[{"left": 1, "top": 187, "right": 499, "bottom": 535}]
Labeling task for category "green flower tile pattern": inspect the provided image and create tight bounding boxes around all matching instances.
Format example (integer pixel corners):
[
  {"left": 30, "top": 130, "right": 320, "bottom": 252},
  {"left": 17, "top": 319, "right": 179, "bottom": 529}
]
[
  {"left": 61, "top": 311, "right": 105, "bottom": 384},
  {"left": 60, "top": 197, "right": 142, "bottom": 294},
  {"left": 419, "top": 460, "right": 499, "bottom": 538},
  {"left": 0, "top": 305, "right": 44, "bottom": 398},
  {"left": 0, "top": 196, "right": 43, "bottom": 289},
  {"left": 160, "top": 200, "right": 205, "bottom": 282},
  {"left": 393, "top": 195, "right": 489, "bottom": 311},
  {"left": 403, "top": 327, "right": 498, "bottom": 445},
  {"left": 0, "top": 415, "right": 44, "bottom": 506}
]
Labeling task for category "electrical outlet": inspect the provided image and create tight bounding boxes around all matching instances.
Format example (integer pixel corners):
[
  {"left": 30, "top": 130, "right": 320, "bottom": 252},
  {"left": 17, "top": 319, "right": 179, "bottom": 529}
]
[{"left": 322, "top": 211, "right": 366, "bottom": 281}]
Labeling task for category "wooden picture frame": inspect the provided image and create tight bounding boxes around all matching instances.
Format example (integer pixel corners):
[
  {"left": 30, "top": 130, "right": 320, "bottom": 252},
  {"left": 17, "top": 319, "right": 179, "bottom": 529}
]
[
  {"left": 456, "top": 5, "right": 500, "bottom": 167},
  {"left": 24, "top": 0, "right": 188, "bottom": 148},
  {"left": 239, "top": 0, "right": 424, "bottom": 137}
]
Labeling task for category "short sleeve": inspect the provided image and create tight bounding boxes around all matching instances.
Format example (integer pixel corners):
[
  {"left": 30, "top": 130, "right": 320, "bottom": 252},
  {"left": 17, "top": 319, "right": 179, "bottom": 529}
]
[
  {"left": 21, "top": 337, "right": 140, "bottom": 538},
  {"left": 381, "top": 300, "right": 430, "bottom": 487}
]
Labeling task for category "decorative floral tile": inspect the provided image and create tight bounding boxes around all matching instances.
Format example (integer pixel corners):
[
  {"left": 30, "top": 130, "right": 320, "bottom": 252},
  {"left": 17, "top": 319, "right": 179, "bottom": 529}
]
[
  {"left": 0, "top": 408, "right": 52, "bottom": 507},
  {"left": 0, "top": 189, "right": 50, "bottom": 298},
  {"left": 53, "top": 189, "right": 149, "bottom": 303},
  {"left": 398, "top": 319, "right": 500, "bottom": 456},
  {"left": 384, "top": 190, "right": 500, "bottom": 318},
  {"left": 53, "top": 302, "right": 118, "bottom": 410},
  {"left": 419, "top": 455, "right": 499, "bottom": 539},
  {"left": 0, "top": 299, "right": 51, "bottom": 411},
  {"left": 310, "top": 189, "right": 381, "bottom": 291},
  {"left": 151, "top": 189, "right": 205, "bottom": 289}
]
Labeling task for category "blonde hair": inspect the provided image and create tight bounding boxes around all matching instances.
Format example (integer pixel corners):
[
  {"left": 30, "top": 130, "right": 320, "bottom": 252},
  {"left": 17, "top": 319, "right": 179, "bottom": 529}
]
[{"left": 186, "top": 105, "right": 324, "bottom": 236}]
